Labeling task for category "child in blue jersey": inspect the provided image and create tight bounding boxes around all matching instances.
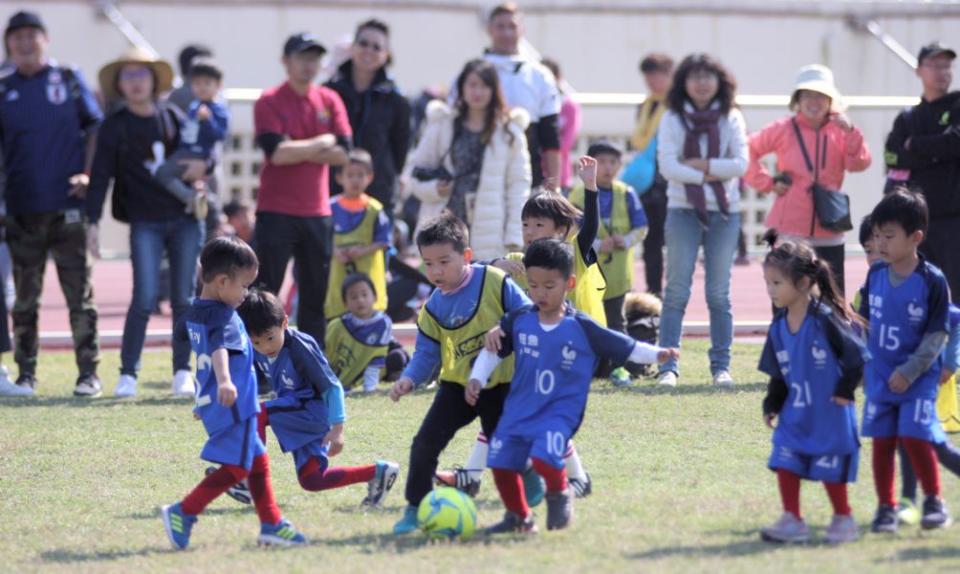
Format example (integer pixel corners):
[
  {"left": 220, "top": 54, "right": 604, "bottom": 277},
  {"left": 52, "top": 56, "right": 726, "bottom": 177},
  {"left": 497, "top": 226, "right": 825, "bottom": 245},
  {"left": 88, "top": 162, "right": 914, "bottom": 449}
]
[
  {"left": 388, "top": 212, "right": 532, "bottom": 535},
  {"left": 234, "top": 288, "right": 400, "bottom": 505},
  {"left": 161, "top": 236, "right": 306, "bottom": 550},
  {"left": 468, "top": 238, "right": 677, "bottom": 533},
  {"left": 858, "top": 189, "right": 953, "bottom": 533},
  {"left": 758, "top": 230, "right": 867, "bottom": 544}
]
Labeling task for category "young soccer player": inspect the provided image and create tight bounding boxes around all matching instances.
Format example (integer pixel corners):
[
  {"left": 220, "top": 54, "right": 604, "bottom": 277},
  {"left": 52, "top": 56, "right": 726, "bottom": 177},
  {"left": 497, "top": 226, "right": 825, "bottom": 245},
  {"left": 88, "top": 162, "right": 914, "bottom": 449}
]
[
  {"left": 388, "top": 212, "right": 532, "bottom": 535},
  {"left": 758, "top": 230, "right": 867, "bottom": 544},
  {"left": 468, "top": 238, "right": 677, "bottom": 533},
  {"left": 859, "top": 189, "right": 953, "bottom": 533},
  {"left": 161, "top": 237, "right": 306, "bottom": 549},
  {"left": 325, "top": 149, "right": 391, "bottom": 319},
  {"left": 326, "top": 273, "right": 409, "bottom": 392}
]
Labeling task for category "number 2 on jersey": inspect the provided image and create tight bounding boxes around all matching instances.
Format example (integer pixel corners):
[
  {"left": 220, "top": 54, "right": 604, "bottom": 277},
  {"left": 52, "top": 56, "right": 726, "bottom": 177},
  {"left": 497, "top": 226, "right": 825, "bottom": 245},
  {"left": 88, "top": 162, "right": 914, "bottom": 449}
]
[{"left": 791, "top": 381, "right": 813, "bottom": 408}]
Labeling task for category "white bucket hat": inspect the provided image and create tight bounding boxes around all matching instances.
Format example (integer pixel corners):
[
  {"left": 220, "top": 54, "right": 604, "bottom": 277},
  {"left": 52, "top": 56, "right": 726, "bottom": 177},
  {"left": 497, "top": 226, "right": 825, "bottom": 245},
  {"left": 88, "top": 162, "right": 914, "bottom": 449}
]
[{"left": 790, "top": 64, "right": 845, "bottom": 112}]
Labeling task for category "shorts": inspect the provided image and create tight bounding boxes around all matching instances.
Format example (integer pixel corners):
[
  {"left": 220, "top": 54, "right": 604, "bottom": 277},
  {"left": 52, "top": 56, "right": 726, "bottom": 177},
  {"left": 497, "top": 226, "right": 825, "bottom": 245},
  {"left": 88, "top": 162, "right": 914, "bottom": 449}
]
[
  {"left": 291, "top": 440, "right": 330, "bottom": 473},
  {"left": 201, "top": 417, "right": 266, "bottom": 471},
  {"left": 487, "top": 427, "right": 571, "bottom": 472},
  {"left": 861, "top": 397, "right": 947, "bottom": 443},
  {"left": 768, "top": 445, "right": 859, "bottom": 483}
]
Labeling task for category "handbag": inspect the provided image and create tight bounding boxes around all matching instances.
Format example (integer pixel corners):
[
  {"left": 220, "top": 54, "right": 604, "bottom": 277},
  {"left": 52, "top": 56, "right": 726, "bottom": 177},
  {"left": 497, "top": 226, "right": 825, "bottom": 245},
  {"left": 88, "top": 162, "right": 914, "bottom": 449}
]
[
  {"left": 620, "top": 135, "right": 657, "bottom": 195},
  {"left": 791, "top": 119, "right": 852, "bottom": 232}
]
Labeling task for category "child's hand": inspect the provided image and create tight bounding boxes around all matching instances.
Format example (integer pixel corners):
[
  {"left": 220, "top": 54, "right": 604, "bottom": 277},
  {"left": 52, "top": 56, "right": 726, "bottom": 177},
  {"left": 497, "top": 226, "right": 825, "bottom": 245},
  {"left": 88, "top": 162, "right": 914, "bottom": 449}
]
[
  {"left": 324, "top": 424, "right": 345, "bottom": 457},
  {"left": 612, "top": 235, "right": 627, "bottom": 249},
  {"left": 831, "top": 396, "right": 853, "bottom": 406},
  {"left": 436, "top": 179, "right": 453, "bottom": 198},
  {"left": 334, "top": 247, "right": 351, "bottom": 264},
  {"left": 193, "top": 412, "right": 201, "bottom": 420},
  {"left": 493, "top": 258, "right": 524, "bottom": 278},
  {"left": 217, "top": 380, "right": 238, "bottom": 407},
  {"left": 484, "top": 326, "right": 504, "bottom": 353},
  {"left": 656, "top": 348, "right": 680, "bottom": 364},
  {"left": 390, "top": 378, "right": 414, "bottom": 402},
  {"left": 577, "top": 156, "right": 598, "bottom": 191},
  {"left": 888, "top": 371, "right": 910, "bottom": 394},
  {"left": 941, "top": 369, "right": 955, "bottom": 386},
  {"left": 465, "top": 379, "right": 483, "bottom": 406},
  {"left": 598, "top": 237, "right": 615, "bottom": 254},
  {"left": 197, "top": 104, "right": 211, "bottom": 121},
  {"left": 763, "top": 413, "right": 777, "bottom": 429}
]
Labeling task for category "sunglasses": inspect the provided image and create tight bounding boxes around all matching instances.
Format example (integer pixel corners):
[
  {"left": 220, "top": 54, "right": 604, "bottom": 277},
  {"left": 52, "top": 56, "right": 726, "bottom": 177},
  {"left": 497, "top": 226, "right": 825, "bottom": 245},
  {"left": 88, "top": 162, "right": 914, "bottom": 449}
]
[
  {"left": 119, "top": 67, "right": 152, "bottom": 81},
  {"left": 357, "top": 39, "right": 384, "bottom": 52}
]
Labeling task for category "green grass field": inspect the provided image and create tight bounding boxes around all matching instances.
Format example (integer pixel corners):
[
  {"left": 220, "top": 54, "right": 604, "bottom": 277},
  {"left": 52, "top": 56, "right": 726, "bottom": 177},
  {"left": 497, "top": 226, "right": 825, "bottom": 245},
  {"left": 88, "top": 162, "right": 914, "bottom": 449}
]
[{"left": 2, "top": 340, "right": 960, "bottom": 573}]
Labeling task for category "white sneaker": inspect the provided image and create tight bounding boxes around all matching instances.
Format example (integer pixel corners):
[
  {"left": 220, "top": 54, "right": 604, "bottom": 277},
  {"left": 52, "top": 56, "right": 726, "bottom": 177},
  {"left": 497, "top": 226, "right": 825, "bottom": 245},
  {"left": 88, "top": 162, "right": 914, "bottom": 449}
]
[
  {"left": 825, "top": 514, "right": 859, "bottom": 544},
  {"left": 0, "top": 376, "right": 34, "bottom": 397},
  {"left": 172, "top": 370, "right": 196, "bottom": 398},
  {"left": 115, "top": 374, "right": 138, "bottom": 397},
  {"left": 712, "top": 370, "right": 735, "bottom": 387},
  {"left": 761, "top": 512, "right": 810, "bottom": 543},
  {"left": 656, "top": 371, "right": 678, "bottom": 387}
]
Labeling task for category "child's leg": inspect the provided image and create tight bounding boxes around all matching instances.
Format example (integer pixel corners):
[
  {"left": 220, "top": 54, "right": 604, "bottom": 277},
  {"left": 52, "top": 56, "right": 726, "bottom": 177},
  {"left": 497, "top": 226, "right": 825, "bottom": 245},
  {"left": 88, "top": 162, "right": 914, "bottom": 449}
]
[
  {"left": 899, "top": 442, "right": 919, "bottom": 503},
  {"left": 182, "top": 464, "right": 249, "bottom": 515},
  {"left": 872, "top": 437, "right": 898, "bottom": 506},
  {"left": 934, "top": 439, "right": 960, "bottom": 479},
  {"left": 464, "top": 432, "right": 489, "bottom": 481},
  {"left": 257, "top": 404, "right": 269, "bottom": 443},
  {"left": 564, "top": 441, "right": 588, "bottom": 484},
  {"left": 492, "top": 468, "right": 530, "bottom": 518},
  {"left": 155, "top": 157, "right": 197, "bottom": 205},
  {"left": 823, "top": 482, "right": 851, "bottom": 516},
  {"left": 298, "top": 456, "right": 376, "bottom": 492},
  {"left": 246, "top": 453, "right": 282, "bottom": 525},
  {"left": 900, "top": 437, "right": 942, "bottom": 497},
  {"left": 531, "top": 458, "right": 568, "bottom": 494},
  {"left": 776, "top": 469, "right": 802, "bottom": 518},
  {"left": 603, "top": 295, "right": 627, "bottom": 334}
]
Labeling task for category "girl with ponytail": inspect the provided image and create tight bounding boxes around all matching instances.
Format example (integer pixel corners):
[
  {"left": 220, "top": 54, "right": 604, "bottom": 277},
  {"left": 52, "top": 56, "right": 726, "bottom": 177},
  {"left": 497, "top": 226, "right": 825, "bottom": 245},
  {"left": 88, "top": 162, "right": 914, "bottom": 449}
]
[{"left": 757, "top": 228, "right": 868, "bottom": 544}]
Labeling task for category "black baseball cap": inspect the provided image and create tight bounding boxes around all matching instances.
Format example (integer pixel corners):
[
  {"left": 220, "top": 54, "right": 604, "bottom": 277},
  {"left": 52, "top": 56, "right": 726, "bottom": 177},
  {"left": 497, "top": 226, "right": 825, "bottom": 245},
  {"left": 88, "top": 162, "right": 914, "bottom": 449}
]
[
  {"left": 283, "top": 33, "right": 326, "bottom": 57},
  {"left": 587, "top": 140, "right": 623, "bottom": 159},
  {"left": 918, "top": 41, "right": 956, "bottom": 65},
  {"left": 5, "top": 11, "right": 45, "bottom": 38}
]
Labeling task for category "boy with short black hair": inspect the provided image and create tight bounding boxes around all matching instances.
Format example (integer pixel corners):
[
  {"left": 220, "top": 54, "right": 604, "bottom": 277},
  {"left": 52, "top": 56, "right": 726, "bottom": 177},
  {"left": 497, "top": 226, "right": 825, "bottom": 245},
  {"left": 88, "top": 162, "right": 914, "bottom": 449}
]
[{"left": 162, "top": 236, "right": 306, "bottom": 550}]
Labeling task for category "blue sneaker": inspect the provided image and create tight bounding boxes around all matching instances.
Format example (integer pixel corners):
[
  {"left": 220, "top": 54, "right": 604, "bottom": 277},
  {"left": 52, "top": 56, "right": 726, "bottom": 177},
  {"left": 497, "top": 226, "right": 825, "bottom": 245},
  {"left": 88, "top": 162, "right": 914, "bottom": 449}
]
[
  {"left": 523, "top": 465, "right": 546, "bottom": 508},
  {"left": 364, "top": 460, "right": 400, "bottom": 507},
  {"left": 160, "top": 503, "right": 197, "bottom": 550},
  {"left": 258, "top": 518, "right": 308, "bottom": 546},
  {"left": 393, "top": 505, "right": 419, "bottom": 535}
]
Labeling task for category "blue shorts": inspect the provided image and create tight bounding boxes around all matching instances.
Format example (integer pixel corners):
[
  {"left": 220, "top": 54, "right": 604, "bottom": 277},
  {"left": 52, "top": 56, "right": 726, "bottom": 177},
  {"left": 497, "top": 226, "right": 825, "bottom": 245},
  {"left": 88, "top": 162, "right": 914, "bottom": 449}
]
[
  {"left": 201, "top": 417, "right": 266, "bottom": 471},
  {"left": 291, "top": 440, "right": 330, "bottom": 473},
  {"left": 488, "top": 427, "right": 571, "bottom": 472},
  {"left": 768, "top": 445, "right": 859, "bottom": 483},
  {"left": 861, "top": 397, "right": 946, "bottom": 443}
]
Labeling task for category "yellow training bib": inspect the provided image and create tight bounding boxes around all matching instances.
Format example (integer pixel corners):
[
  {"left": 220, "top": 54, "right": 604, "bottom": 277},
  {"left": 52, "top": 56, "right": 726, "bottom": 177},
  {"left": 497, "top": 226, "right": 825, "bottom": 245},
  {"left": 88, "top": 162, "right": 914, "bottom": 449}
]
[
  {"left": 570, "top": 182, "right": 636, "bottom": 300},
  {"left": 325, "top": 198, "right": 388, "bottom": 319},
  {"left": 325, "top": 316, "right": 388, "bottom": 390}
]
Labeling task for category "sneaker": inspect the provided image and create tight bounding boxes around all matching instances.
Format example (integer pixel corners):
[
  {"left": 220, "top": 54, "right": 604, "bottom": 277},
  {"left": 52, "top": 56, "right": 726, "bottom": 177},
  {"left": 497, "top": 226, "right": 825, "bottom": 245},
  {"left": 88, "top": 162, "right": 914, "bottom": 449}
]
[
  {"left": 393, "top": 505, "right": 419, "bottom": 535},
  {"left": 712, "top": 370, "right": 735, "bottom": 387},
  {"left": 656, "top": 371, "right": 678, "bottom": 387},
  {"left": 871, "top": 504, "right": 899, "bottom": 533},
  {"left": 569, "top": 472, "right": 592, "bottom": 498},
  {"left": 897, "top": 499, "right": 921, "bottom": 526},
  {"left": 15, "top": 373, "right": 38, "bottom": 394},
  {"left": 364, "top": 460, "right": 400, "bottom": 507},
  {"left": 0, "top": 373, "right": 34, "bottom": 397},
  {"left": 921, "top": 495, "right": 953, "bottom": 530},
  {"left": 522, "top": 465, "right": 546, "bottom": 508},
  {"left": 434, "top": 467, "right": 481, "bottom": 498},
  {"left": 192, "top": 193, "right": 209, "bottom": 221},
  {"left": 172, "top": 369, "right": 196, "bottom": 398},
  {"left": 115, "top": 374, "right": 137, "bottom": 398},
  {"left": 545, "top": 488, "right": 574, "bottom": 530},
  {"left": 160, "top": 502, "right": 197, "bottom": 550},
  {"left": 760, "top": 512, "right": 810, "bottom": 543},
  {"left": 610, "top": 367, "right": 633, "bottom": 387},
  {"left": 73, "top": 373, "right": 102, "bottom": 398},
  {"left": 485, "top": 511, "right": 538, "bottom": 535},
  {"left": 258, "top": 518, "right": 307, "bottom": 546},
  {"left": 825, "top": 514, "right": 859, "bottom": 544},
  {"left": 205, "top": 466, "right": 251, "bottom": 504}
]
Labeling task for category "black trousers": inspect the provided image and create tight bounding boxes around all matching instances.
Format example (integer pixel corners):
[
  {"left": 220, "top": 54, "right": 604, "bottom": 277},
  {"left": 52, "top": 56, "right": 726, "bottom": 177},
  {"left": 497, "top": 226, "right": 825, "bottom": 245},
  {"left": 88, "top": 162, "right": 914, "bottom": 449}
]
[
  {"left": 254, "top": 212, "right": 333, "bottom": 344},
  {"left": 405, "top": 381, "right": 510, "bottom": 506},
  {"left": 640, "top": 183, "right": 667, "bottom": 297},
  {"left": 813, "top": 244, "right": 846, "bottom": 296},
  {"left": 603, "top": 294, "right": 627, "bottom": 335},
  {"left": 921, "top": 218, "right": 960, "bottom": 302}
]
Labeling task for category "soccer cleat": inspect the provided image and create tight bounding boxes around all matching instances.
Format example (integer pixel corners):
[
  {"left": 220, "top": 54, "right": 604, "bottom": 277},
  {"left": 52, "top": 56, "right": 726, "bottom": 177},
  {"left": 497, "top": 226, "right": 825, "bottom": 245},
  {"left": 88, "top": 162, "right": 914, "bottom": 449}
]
[
  {"left": 712, "top": 370, "right": 735, "bottom": 387},
  {"left": 115, "top": 374, "right": 137, "bottom": 398},
  {"left": 656, "top": 371, "right": 678, "bottom": 387},
  {"left": 160, "top": 502, "right": 197, "bottom": 550},
  {"left": 172, "top": 370, "right": 196, "bottom": 398},
  {"left": 545, "top": 488, "right": 574, "bottom": 530},
  {"left": 434, "top": 467, "right": 481, "bottom": 498},
  {"left": 921, "top": 495, "right": 953, "bottom": 530},
  {"left": 73, "top": 373, "right": 102, "bottom": 398},
  {"left": 364, "top": 460, "right": 400, "bottom": 507},
  {"left": 569, "top": 472, "right": 593, "bottom": 498},
  {"left": 871, "top": 504, "right": 899, "bottom": 533},
  {"left": 825, "top": 514, "right": 859, "bottom": 544},
  {"left": 15, "top": 374, "right": 38, "bottom": 394},
  {"left": 393, "top": 505, "right": 419, "bottom": 535},
  {"left": 760, "top": 512, "right": 810, "bottom": 543},
  {"left": 258, "top": 518, "right": 307, "bottom": 546},
  {"left": 610, "top": 367, "right": 633, "bottom": 387},
  {"left": 897, "top": 499, "right": 921, "bottom": 525},
  {"left": 205, "top": 466, "right": 252, "bottom": 504},
  {"left": 522, "top": 465, "right": 545, "bottom": 508},
  {"left": 0, "top": 375, "right": 34, "bottom": 397},
  {"left": 485, "top": 511, "right": 538, "bottom": 535}
]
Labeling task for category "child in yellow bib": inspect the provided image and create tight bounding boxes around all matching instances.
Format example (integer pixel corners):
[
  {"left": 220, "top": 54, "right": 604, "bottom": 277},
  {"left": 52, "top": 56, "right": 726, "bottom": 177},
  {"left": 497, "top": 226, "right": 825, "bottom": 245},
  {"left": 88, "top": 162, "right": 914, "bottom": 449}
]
[{"left": 325, "top": 150, "right": 390, "bottom": 319}]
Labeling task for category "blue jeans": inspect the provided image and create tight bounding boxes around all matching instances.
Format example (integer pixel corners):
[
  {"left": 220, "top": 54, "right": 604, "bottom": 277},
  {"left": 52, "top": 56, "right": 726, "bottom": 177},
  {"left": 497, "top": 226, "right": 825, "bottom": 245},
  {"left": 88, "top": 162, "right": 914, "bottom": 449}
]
[
  {"left": 658, "top": 208, "right": 741, "bottom": 377},
  {"left": 121, "top": 217, "right": 204, "bottom": 376}
]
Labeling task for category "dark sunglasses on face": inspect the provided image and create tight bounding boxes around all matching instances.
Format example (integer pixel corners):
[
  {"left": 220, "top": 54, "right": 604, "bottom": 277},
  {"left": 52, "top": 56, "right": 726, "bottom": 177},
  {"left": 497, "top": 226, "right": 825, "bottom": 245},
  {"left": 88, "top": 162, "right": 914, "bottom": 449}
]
[{"left": 357, "top": 39, "right": 383, "bottom": 52}]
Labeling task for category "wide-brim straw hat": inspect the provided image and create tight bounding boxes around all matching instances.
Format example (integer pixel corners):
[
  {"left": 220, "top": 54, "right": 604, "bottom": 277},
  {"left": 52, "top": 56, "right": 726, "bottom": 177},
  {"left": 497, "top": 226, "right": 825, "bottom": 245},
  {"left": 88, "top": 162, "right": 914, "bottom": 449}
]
[
  {"left": 789, "top": 64, "right": 845, "bottom": 112},
  {"left": 98, "top": 47, "right": 174, "bottom": 102}
]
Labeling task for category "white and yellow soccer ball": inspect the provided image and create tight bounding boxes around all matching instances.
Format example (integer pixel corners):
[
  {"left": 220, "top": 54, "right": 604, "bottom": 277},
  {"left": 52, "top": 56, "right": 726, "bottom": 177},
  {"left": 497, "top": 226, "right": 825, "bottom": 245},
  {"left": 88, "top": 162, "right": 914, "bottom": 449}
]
[{"left": 417, "top": 486, "right": 478, "bottom": 541}]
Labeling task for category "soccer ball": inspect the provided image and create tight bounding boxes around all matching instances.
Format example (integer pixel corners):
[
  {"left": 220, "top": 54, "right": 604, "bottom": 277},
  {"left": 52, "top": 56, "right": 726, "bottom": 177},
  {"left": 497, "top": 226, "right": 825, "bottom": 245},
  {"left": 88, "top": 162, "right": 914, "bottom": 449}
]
[{"left": 417, "top": 486, "right": 478, "bottom": 541}]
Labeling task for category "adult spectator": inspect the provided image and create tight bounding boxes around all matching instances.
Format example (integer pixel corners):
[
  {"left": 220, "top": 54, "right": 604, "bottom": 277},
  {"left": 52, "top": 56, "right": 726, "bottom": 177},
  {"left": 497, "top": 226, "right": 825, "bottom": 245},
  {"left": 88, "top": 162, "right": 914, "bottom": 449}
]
[
  {"left": 87, "top": 47, "right": 206, "bottom": 398},
  {"left": 656, "top": 54, "right": 748, "bottom": 388},
  {"left": 0, "top": 11, "right": 102, "bottom": 397},
  {"left": 745, "top": 65, "right": 871, "bottom": 293},
  {"left": 885, "top": 42, "right": 960, "bottom": 297},
  {"left": 541, "top": 57, "right": 580, "bottom": 191},
  {"left": 407, "top": 59, "right": 530, "bottom": 260},
  {"left": 326, "top": 19, "right": 411, "bottom": 218},
  {"left": 254, "top": 33, "right": 350, "bottom": 344}
]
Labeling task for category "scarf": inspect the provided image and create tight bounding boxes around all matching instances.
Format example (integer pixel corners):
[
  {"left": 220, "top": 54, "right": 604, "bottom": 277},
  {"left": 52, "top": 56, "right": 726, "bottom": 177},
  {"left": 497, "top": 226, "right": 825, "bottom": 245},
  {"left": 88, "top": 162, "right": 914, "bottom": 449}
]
[
  {"left": 629, "top": 94, "right": 666, "bottom": 152},
  {"left": 682, "top": 107, "right": 729, "bottom": 227}
]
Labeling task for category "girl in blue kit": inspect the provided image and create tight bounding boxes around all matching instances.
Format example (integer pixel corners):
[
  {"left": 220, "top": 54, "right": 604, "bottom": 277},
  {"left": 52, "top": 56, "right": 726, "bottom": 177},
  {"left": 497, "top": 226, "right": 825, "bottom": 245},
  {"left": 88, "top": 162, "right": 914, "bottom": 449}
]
[{"left": 758, "top": 230, "right": 867, "bottom": 545}]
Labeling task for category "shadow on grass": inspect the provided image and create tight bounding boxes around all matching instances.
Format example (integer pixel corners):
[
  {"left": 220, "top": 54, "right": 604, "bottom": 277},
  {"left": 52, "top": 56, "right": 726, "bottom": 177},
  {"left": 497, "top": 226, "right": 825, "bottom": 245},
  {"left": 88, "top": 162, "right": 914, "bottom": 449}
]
[
  {"left": 41, "top": 547, "right": 165, "bottom": 563},
  {"left": 591, "top": 381, "right": 767, "bottom": 397},
  {"left": 330, "top": 498, "right": 504, "bottom": 516},
  {"left": 0, "top": 393, "right": 193, "bottom": 409},
  {"left": 890, "top": 546, "right": 960, "bottom": 562},
  {"left": 625, "top": 535, "right": 778, "bottom": 561},
  {"left": 310, "top": 530, "right": 530, "bottom": 553}
]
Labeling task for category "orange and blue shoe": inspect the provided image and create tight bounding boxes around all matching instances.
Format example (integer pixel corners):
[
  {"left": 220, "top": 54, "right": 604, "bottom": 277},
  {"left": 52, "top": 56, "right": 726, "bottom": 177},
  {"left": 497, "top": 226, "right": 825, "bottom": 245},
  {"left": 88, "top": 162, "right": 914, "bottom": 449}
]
[
  {"left": 160, "top": 502, "right": 197, "bottom": 550},
  {"left": 258, "top": 518, "right": 308, "bottom": 546}
]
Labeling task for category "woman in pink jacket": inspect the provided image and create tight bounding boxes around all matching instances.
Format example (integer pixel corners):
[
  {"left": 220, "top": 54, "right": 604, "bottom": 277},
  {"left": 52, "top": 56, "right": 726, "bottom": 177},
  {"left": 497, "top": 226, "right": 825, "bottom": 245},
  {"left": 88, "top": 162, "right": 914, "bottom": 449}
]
[{"left": 745, "top": 65, "right": 871, "bottom": 293}]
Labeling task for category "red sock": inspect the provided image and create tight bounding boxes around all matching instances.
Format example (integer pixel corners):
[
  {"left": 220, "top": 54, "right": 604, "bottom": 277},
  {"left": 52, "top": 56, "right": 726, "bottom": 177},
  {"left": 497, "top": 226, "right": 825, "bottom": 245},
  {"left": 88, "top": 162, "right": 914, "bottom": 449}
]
[
  {"left": 872, "top": 437, "right": 898, "bottom": 506},
  {"left": 901, "top": 437, "right": 942, "bottom": 497},
  {"left": 256, "top": 404, "right": 269, "bottom": 443},
  {"left": 181, "top": 464, "right": 248, "bottom": 515},
  {"left": 776, "top": 469, "right": 802, "bottom": 518},
  {"left": 297, "top": 456, "right": 376, "bottom": 492},
  {"left": 492, "top": 468, "right": 529, "bottom": 518},
  {"left": 247, "top": 454, "right": 282, "bottom": 525},
  {"left": 823, "top": 482, "right": 851, "bottom": 516},
  {"left": 531, "top": 458, "right": 568, "bottom": 493}
]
